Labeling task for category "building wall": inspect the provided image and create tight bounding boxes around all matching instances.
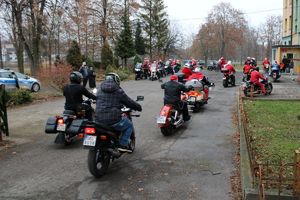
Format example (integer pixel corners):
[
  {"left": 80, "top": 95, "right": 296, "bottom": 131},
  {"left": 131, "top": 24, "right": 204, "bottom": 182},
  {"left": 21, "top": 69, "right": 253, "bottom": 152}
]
[{"left": 283, "top": 0, "right": 293, "bottom": 42}]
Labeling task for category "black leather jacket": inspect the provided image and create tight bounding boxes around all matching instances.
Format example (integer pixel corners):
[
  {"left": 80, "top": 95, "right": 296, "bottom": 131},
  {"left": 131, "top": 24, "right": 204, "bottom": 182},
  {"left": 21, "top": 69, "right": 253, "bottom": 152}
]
[{"left": 161, "top": 81, "right": 189, "bottom": 104}]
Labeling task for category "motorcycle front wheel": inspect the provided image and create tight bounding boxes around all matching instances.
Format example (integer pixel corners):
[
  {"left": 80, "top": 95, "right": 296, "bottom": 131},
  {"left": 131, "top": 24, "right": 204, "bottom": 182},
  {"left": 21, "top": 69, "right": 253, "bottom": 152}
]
[
  {"left": 223, "top": 79, "right": 228, "bottom": 88},
  {"left": 88, "top": 148, "right": 110, "bottom": 178},
  {"left": 265, "top": 83, "right": 273, "bottom": 95}
]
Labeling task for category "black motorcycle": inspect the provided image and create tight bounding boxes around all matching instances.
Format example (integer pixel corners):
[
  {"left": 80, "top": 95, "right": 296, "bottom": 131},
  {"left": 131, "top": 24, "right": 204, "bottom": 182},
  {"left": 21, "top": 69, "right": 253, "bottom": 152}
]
[
  {"left": 221, "top": 68, "right": 235, "bottom": 87},
  {"left": 270, "top": 69, "right": 281, "bottom": 82},
  {"left": 242, "top": 79, "right": 273, "bottom": 97},
  {"left": 134, "top": 63, "right": 144, "bottom": 80},
  {"left": 45, "top": 99, "right": 95, "bottom": 145},
  {"left": 83, "top": 96, "right": 144, "bottom": 178}
]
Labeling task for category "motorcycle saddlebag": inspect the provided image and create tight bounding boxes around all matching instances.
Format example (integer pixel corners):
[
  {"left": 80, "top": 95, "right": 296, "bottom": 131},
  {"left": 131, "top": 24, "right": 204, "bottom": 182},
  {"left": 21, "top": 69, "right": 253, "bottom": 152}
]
[
  {"left": 66, "top": 119, "right": 88, "bottom": 137},
  {"left": 45, "top": 117, "right": 57, "bottom": 134}
]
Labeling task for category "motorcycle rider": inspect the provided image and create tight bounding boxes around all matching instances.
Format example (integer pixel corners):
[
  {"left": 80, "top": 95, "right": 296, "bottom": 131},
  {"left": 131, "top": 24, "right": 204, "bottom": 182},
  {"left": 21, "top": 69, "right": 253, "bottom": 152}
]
[
  {"left": 182, "top": 63, "right": 193, "bottom": 79},
  {"left": 262, "top": 58, "right": 271, "bottom": 75},
  {"left": 244, "top": 57, "right": 251, "bottom": 65},
  {"left": 223, "top": 61, "right": 236, "bottom": 86},
  {"left": 243, "top": 63, "right": 254, "bottom": 81},
  {"left": 161, "top": 75, "right": 192, "bottom": 122},
  {"left": 249, "top": 68, "right": 267, "bottom": 95},
  {"left": 187, "top": 67, "right": 212, "bottom": 102},
  {"left": 218, "top": 57, "right": 227, "bottom": 70},
  {"left": 142, "top": 58, "right": 150, "bottom": 79},
  {"left": 95, "top": 73, "right": 142, "bottom": 153},
  {"left": 63, "top": 71, "right": 97, "bottom": 120},
  {"left": 271, "top": 60, "right": 280, "bottom": 77},
  {"left": 250, "top": 57, "right": 257, "bottom": 67}
]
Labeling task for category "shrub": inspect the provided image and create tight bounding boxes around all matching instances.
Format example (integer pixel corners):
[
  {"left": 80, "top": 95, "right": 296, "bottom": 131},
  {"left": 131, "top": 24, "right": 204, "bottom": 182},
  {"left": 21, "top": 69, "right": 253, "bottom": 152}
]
[
  {"left": 66, "top": 40, "right": 83, "bottom": 69},
  {"left": 105, "top": 65, "right": 133, "bottom": 81},
  {"left": 6, "top": 89, "right": 32, "bottom": 106},
  {"left": 84, "top": 57, "right": 95, "bottom": 68},
  {"left": 134, "top": 55, "right": 142, "bottom": 64},
  {"left": 93, "top": 61, "right": 101, "bottom": 69},
  {"left": 37, "top": 64, "right": 73, "bottom": 91},
  {"left": 101, "top": 42, "right": 113, "bottom": 69}
]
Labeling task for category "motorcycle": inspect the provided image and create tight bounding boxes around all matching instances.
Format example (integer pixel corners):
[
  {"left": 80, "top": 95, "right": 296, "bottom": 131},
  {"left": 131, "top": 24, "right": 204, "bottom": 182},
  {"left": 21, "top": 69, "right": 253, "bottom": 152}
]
[
  {"left": 82, "top": 96, "right": 144, "bottom": 178},
  {"left": 270, "top": 69, "right": 281, "bottom": 82},
  {"left": 221, "top": 68, "right": 235, "bottom": 87},
  {"left": 157, "top": 99, "right": 187, "bottom": 136},
  {"left": 242, "top": 79, "right": 273, "bottom": 97},
  {"left": 45, "top": 98, "right": 95, "bottom": 145},
  {"left": 134, "top": 63, "right": 144, "bottom": 80},
  {"left": 149, "top": 63, "right": 159, "bottom": 81},
  {"left": 183, "top": 79, "right": 208, "bottom": 112}
]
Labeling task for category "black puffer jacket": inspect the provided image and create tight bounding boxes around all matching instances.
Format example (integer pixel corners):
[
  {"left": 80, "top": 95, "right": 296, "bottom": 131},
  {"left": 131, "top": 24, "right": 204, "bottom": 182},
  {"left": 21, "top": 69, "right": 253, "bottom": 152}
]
[
  {"left": 95, "top": 79, "right": 142, "bottom": 125},
  {"left": 161, "top": 81, "right": 189, "bottom": 104},
  {"left": 63, "top": 83, "right": 96, "bottom": 111}
]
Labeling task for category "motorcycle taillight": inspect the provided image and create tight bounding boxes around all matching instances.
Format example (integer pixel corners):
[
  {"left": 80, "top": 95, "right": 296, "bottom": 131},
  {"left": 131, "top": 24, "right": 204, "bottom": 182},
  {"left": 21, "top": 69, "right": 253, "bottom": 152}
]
[
  {"left": 57, "top": 118, "right": 64, "bottom": 124},
  {"left": 85, "top": 127, "right": 95, "bottom": 134}
]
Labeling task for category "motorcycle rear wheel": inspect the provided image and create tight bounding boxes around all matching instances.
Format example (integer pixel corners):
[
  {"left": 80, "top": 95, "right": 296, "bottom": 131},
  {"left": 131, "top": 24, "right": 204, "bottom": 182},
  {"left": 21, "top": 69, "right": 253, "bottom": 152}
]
[
  {"left": 88, "top": 148, "right": 110, "bottom": 178},
  {"left": 223, "top": 80, "right": 228, "bottom": 88},
  {"left": 160, "top": 126, "right": 173, "bottom": 136},
  {"left": 128, "top": 133, "right": 136, "bottom": 154}
]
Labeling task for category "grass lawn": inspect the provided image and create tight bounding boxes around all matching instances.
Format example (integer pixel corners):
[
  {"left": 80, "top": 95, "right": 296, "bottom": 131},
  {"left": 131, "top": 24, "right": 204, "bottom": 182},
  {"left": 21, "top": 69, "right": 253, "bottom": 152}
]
[{"left": 243, "top": 100, "right": 300, "bottom": 164}]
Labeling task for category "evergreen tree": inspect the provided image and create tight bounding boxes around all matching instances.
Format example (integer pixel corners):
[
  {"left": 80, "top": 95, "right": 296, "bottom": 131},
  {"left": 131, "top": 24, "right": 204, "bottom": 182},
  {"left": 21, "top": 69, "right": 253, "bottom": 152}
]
[
  {"left": 101, "top": 42, "right": 113, "bottom": 69},
  {"left": 66, "top": 40, "right": 83, "bottom": 69},
  {"left": 115, "top": 1, "right": 135, "bottom": 67},
  {"left": 135, "top": 21, "right": 146, "bottom": 55},
  {"left": 140, "top": 0, "right": 169, "bottom": 59}
]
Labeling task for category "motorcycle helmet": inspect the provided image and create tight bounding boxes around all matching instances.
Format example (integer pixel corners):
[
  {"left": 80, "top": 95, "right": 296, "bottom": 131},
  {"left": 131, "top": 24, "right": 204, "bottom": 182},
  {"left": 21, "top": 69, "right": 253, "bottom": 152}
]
[
  {"left": 170, "top": 75, "right": 178, "bottom": 81},
  {"left": 184, "top": 63, "right": 190, "bottom": 67},
  {"left": 70, "top": 71, "right": 83, "bottom": 84},
  {"left": 227, "top": 61, "right": 232, "bottom": 65},
  {"left": 105, "top": 72, "right": 121, "bottom": 85}
]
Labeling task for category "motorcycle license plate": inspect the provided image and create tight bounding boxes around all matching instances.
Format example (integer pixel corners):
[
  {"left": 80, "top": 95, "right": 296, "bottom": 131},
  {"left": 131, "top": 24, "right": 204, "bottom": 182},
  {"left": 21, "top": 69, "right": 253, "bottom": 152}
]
[
  {"left": 83, "top": 135, "right": 96, "bottom": 146},
  {"left": 157, "top": 116, "right": 166, "bottom": 124},
  {"left": 189, "top": 97, "right": 196, "bottom": 102},
  {"left": 56, "top": 124, "right": 66, "bottom": 131}
]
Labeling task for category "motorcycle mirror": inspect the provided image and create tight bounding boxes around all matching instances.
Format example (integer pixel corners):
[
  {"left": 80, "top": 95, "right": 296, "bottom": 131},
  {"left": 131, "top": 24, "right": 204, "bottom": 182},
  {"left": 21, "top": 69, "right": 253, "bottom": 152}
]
[{"left": 136, "top": 96, "right": 144, "bottom": 101}]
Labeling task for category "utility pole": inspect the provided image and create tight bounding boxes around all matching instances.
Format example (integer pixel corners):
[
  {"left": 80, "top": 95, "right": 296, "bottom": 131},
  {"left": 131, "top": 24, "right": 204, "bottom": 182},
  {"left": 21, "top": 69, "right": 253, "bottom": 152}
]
[
  {"left": 0, "top": 35, "right": 3, "bottom": 69},
  {"left": 291, "top": 0, "right": 294, "bottom": 45}
]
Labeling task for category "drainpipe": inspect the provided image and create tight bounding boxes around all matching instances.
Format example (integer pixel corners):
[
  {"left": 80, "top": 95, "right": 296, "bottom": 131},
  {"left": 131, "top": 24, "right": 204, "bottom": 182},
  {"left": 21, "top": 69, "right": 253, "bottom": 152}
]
[{"left": 291, "top": 0, "right": 294, "bottom": 45}]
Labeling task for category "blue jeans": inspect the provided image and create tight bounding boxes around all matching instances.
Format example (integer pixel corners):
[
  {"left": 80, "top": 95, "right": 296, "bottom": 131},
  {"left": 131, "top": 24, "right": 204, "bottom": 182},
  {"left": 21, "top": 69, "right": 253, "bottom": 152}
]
[{"left": 112, "top": 117, "right": 133, "bottom": 146}]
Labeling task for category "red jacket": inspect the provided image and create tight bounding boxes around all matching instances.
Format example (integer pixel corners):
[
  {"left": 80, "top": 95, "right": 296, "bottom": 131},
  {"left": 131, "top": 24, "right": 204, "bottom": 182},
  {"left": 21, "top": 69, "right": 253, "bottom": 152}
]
[
  {"left": 250, "top": 70, "right": 266, "bottom": 83},
  {"left": 225, "top": 64, "right": 236, "bottom": 74},
  {"left": 182, "top": 67, "right": 193, "bottom": 78},
  {"left": 187, "top": 72, "right": 204, "bottom": 81},
  {"left": 243, "top": 64, "right": 253, "bottom": 74}
]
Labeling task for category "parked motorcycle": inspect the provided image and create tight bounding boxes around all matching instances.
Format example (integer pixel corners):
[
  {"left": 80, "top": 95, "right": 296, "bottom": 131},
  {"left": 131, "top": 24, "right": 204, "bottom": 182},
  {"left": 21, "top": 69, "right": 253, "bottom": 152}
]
[
  {"left": 135, "top": 63, "right": 144, "bottom": 80},
  {"left": 82, "top": 96, "right": 144, "bottom": 178},
  {"left": 149, "top": 63, "right": 159, "bottom": 81},
  {"left": 221, "top": 68, "right": 235, "bottom": 87},
  {"left": 242, "top": 79, "right": 273, "bottom": 97},
  {"left": 45, "top": 99, "right": 95, "bottom": 145}
]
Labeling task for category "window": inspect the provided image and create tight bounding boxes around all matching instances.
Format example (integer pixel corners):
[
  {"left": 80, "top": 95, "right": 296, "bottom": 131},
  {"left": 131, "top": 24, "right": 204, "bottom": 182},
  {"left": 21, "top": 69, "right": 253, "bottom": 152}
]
[
  {"left": 0, "top": 72, "right": 13, "bottom": 78},
  {"left": 285, "top": 18, "right": 288, "bottom": 32},
  {"left": 296, "top": 25, "right": 298, "bottom": 33},
  {"left": 290, "top": 16, "right": 292, "bottom": 30}
]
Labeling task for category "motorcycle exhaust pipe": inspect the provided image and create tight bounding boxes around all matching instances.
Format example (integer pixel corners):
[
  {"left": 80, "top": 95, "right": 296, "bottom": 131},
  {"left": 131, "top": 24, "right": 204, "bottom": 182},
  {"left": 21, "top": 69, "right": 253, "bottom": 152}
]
[
  {"left": 174, "top": 119, "right": 184, "bottom": 128},
  {"left": 107, "top": 148, "right": 122, "bottom": 158}
]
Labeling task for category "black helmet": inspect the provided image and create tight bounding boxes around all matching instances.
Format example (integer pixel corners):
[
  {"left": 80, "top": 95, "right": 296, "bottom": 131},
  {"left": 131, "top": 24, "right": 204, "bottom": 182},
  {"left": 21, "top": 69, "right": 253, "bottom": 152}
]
[
  {"left": 105, "top": 73, "right": 120, "bottom": 85},
  {"left": 70, "top": 71, "right": 83, "bottom": 84}
]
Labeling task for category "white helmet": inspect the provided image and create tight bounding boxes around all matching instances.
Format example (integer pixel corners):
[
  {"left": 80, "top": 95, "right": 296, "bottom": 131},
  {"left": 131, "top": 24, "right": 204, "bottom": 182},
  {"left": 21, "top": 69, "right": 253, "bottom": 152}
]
[
  {"left": 194, "top": 67, "right": 201, "bottom": 72},
  {"left": 184, "top": 63, "right": 190, "bottom": 67},
  {"left": 227, "top": 61, "right": 232, "bottom": 65}
]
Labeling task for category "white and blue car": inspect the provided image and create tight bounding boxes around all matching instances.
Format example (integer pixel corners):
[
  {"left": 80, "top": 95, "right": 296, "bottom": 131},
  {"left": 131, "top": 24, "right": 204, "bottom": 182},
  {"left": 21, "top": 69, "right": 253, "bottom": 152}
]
[{"left": 0, "top": 69, "right": 41, "bottom": 92}]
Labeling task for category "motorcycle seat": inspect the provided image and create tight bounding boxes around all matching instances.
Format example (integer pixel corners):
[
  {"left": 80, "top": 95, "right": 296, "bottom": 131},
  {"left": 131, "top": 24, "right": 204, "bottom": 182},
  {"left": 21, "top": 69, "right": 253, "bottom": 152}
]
[
  {"left": 94, "top": 122, "right": 121, "bottom": 135},
  {"left": 63, "top": 110, "right": 76, "bottom": 116}
]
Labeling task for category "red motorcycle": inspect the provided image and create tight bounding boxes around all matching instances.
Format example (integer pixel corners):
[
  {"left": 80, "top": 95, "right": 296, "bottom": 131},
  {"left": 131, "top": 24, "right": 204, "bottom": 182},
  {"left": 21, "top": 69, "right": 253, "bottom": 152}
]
[{"left": 157, "top": 102, "right": 185, "bottom": 136}]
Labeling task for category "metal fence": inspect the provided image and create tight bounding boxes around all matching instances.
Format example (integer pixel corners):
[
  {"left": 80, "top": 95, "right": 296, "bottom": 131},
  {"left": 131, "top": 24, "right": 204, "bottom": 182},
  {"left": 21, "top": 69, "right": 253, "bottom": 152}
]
[
  {"left": 240, "top": 95, "right": 300, "bottom": 198},
  {"left": 0, "top": 84, "right": 9, "bottom": 141}
]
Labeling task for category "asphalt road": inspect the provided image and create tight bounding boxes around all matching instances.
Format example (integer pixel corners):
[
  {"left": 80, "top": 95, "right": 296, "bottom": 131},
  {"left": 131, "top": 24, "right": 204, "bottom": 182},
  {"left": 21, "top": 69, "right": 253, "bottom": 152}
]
[{"left": 0, "top": 70, "right": 239, "bottom": 200}]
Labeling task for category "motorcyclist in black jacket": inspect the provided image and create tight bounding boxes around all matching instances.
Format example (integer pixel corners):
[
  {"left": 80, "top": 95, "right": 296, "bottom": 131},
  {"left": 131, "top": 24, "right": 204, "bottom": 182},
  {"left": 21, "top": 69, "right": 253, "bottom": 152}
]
[
  {"left": 161, "top": 75, "right": 191, "bottom": 121},
  {"left": 63, "top": 71, "right": 96, "bottom": 120},
  {"left": 95, "top": 73, "right": 142, "bottom": 153}
]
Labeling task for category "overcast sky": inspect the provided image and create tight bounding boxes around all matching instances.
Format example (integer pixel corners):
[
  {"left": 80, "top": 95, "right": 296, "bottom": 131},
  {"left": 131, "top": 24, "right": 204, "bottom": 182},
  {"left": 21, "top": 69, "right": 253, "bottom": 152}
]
[{"left": 164, "top": 0, "right": 283, "bottom": 36}]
